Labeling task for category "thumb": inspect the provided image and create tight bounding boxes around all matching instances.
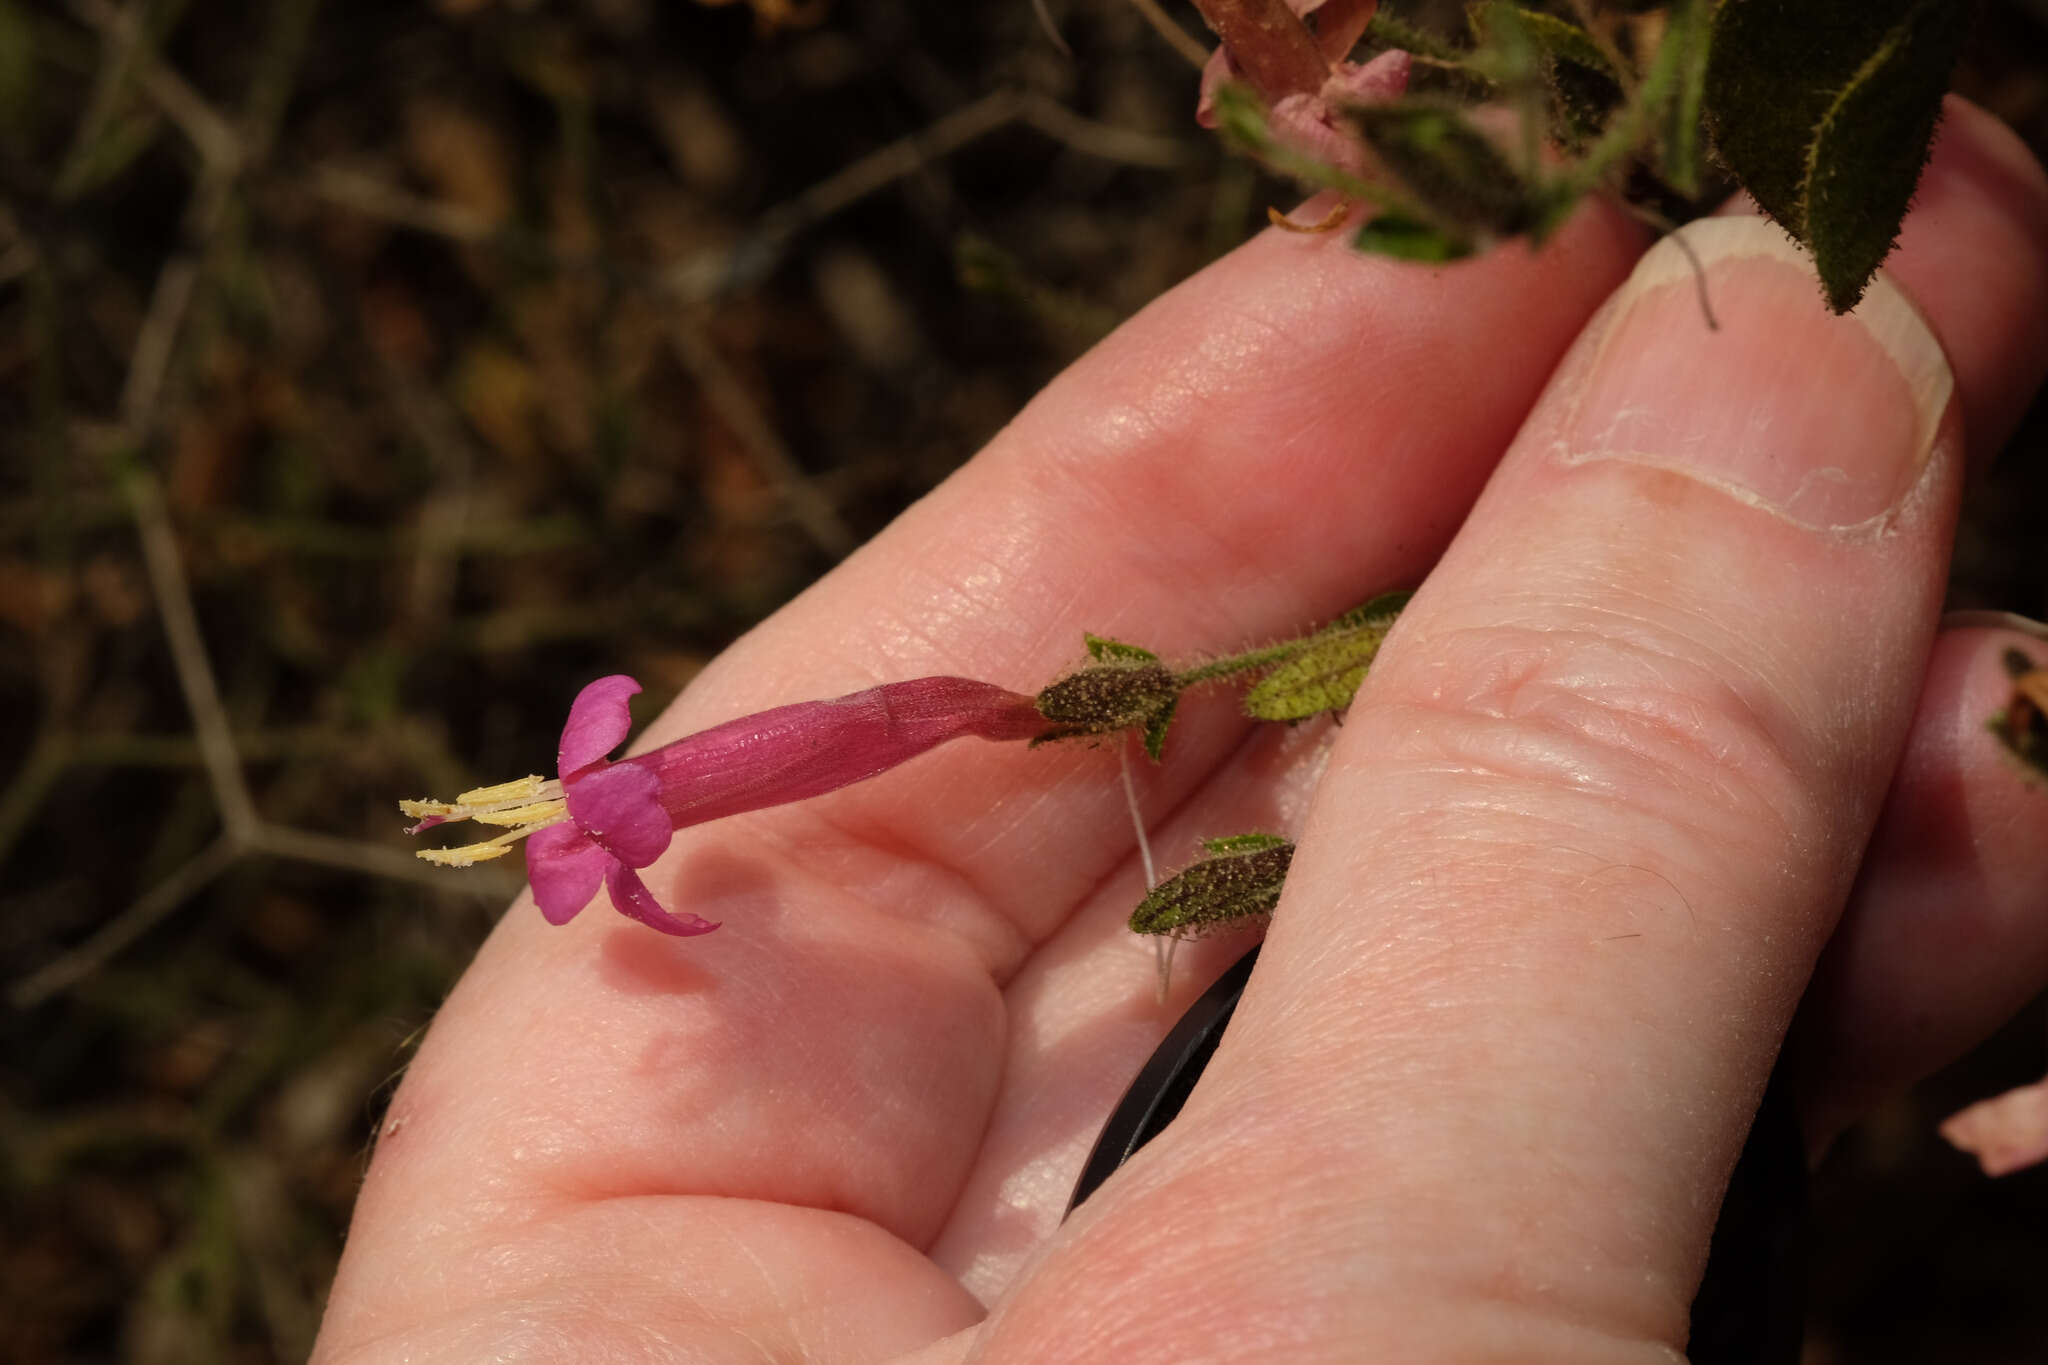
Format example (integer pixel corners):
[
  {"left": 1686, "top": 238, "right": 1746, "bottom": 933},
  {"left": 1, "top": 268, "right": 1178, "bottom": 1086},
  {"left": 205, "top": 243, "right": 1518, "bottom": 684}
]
[{"left": 977, "top": 124, "right": 2045, "bottom": 1360}]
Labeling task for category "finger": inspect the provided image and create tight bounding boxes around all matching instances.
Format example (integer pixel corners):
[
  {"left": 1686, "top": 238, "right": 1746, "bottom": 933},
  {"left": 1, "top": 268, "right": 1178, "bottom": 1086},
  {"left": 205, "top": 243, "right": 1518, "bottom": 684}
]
[
  {"left": 1790, "top": 620, "right": 2048, "bottom": 1149},
  {"left": 316, "top": 202, "right": 1645, "bottom": 1359},
  {"left": 976, "top": 103, "right": 2048, "bottom": 1361},
  {"left": 940, "top": 101, "right": 2048, "bottom": 1307}
]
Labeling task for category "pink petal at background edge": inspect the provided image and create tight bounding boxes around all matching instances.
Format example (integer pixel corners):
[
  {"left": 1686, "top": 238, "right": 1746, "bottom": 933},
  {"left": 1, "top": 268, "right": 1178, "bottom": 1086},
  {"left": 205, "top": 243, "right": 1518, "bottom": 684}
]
[
  {"left": 558, "top": 674, "right": 642, "bottom": 775},
  {"left": 1941, "top": 1076, "right": 2048, "bottom": 1177}
]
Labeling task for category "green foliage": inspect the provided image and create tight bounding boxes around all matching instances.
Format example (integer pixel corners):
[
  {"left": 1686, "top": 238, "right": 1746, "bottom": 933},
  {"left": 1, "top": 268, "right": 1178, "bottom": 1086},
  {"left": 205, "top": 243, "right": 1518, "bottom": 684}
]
[
  {"left": 1704, "top": 0, "right": 1976, "bottom": 311},
  {"left": 1086, "top": 634, "right": 1162, "bottom": 663},
  {"left": 1352, "top": 102, "right": 1541, "bottom": 238},
  {"left": 1221, "top": 1, "right": 1974, "bottom": 308},
  {"left": 1244, "top": 590, "right": 1411, "bottom": 721},
  {"left": 1478, "top": 6, "right": 1618, "bottom": 80},
  {"left": 1354, "top": 211, "right": 1472, "bottom": 260},
  {"left": 1129, "top": 834, "right": 1295, "bottom": 937},
  {"left": 1470, "top": 4, "right": 1624, "bottom": 154},
  {"left": 1658, "top": 0, "right": 1711, "bottom": 196}
]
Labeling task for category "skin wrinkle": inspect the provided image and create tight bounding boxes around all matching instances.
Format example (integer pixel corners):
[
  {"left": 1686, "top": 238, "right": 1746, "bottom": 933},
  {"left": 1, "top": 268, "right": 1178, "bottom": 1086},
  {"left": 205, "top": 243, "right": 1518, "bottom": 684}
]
[
  {"left": 1351, "top": 746, "right": 1802, "bottom": 984},
  {"left": 756, "top": 803, "right": 1034, "bottom": 985},
  {"left": 1455, "top": 566, "right": 1831, "bottom": 787},
  {"left": 1388, "top": 622, "right": 1815, "bottom": 842}
]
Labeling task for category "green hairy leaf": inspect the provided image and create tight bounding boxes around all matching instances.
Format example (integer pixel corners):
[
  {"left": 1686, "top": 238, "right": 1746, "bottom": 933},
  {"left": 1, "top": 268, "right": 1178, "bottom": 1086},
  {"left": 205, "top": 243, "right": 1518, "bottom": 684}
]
[
  {"left": 1472, "top": 4, "right": 1618, "bottom": 81},
  {"left": 1129, "top": 835, "right": 1295, "bottom": 938},
  {"left": 1244, "top": 590, "right": 1411, "bottom": 722},
  {"left": 1140, "top": 694, "right": 1178, "bottom": 762},
  {"left": 1658, "top": 0, "right": 1711, "bottom": 197},
  {"left": 1495, "top": 5, "right": 1626, "bottom": 154},
  {"left": 1085, "top": 634, "right": 1159, "bottom": 663},
  {"left": 1704, "top": 0, "right": 1976, "bottom": 312},
  {"left": 1354, "top": 211, "right": 1473, "bottom": 261},
  {"left": 1351, "top": 102, "right": 1540, "bottom": 239}
]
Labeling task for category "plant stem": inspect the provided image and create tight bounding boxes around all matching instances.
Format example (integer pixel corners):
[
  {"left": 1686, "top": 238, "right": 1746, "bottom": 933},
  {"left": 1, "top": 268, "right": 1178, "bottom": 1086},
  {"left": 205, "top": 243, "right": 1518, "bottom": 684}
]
[{"left": 1174, "top": 639, "right": 1309, "bottom": 686}]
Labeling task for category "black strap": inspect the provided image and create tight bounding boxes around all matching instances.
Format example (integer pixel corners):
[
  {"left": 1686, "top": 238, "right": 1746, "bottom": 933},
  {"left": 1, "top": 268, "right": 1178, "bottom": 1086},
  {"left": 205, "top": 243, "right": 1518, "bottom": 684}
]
[{"left": 1065, "top": 944, "right": 1808, "bottom": 1364}]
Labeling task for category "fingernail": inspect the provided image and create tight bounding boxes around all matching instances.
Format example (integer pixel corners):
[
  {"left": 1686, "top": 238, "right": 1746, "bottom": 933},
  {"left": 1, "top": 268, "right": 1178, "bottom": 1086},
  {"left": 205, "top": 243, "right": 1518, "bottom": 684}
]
[{"left": 1561, "top": 217, "right": 1954, "bottom": 531}]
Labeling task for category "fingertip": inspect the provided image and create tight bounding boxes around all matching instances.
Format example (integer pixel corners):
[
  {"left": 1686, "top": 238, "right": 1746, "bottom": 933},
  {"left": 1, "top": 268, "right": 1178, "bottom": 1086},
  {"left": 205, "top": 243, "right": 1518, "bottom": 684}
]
[{"left": 1794, "top": 622, "right": 2048, "bottom": 1143}]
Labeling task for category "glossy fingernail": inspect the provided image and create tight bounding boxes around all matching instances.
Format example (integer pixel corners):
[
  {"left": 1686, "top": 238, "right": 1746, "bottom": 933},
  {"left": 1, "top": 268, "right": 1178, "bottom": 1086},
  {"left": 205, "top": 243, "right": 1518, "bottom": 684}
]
[{"left": 1561, "top": 217, "right": 1954, "bottom": 531}]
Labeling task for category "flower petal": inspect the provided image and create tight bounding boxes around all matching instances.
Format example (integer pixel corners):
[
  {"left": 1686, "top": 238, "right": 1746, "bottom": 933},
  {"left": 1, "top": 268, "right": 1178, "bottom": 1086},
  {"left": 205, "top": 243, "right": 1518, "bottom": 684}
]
[
  {"left": 526, "top": 822, "right": 612, "bottom": 924},
  {"left": 629, "top": 676, "right": 1045, "bottom": 829},
  {"left": 605, "top": 862, "right": 720, "bottom": 937},
  {"left": 564, "top": 761, "right": 672, "bottom": 867},
  {"left": 558, "top": 674, "right": 642, "bottom": 776},
  {"left": 1941, "top": 1075, "right": 2048, "bottom": 1177}
]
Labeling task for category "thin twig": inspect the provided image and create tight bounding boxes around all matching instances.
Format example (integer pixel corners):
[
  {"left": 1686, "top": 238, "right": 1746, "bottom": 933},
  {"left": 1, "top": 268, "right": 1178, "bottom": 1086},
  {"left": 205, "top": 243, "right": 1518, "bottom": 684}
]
[
  {"left": 10, "top": 823, "right": 520, "bottom": 1009},
  {"left": 363, "top": 309, "right": 487, "bottom": 635},
  {"left": 0, "top": 730, "right": 70, "bottom": 872},
  {"left": 68, "top": 0, "right": 244, "bottom": 172},
  {"left": 53, "top": 0, "right": 156, "bottom": 198},
  {"left": 305, "top": 164, "right": 497, "bottom": 242},
  {"left": 10, "top": 835, "right": 242, "bottom": 1009},
  {"left": 0, "top": 210, "right": 37, "bottom": 290},
  {"left": 1014, "top": 92, "right": 1189, "bottom": 168},
  {"left": 22, "top": 0, "right": 351, "bottom": 1010},
  {"left": 662, "top": 89, "right": 1186, "bottom": 303},
  {"left": 251, "top": 826, "right": 521, "bottom": 898},
  {"left": 1031, "top": 0, "right": 1074, "bottom": 58},
  {"left": 309, "top": 93, "right": 1181, "bottom": 309},
  {"left": 669, "top": 316, "right": 857, "bottom": 558},
  {"left": 1126, "top": 0, "right": 1212, "bottom": 68},
  {"left": 116, "top": 462, "right": 260, "bottom": 835}
]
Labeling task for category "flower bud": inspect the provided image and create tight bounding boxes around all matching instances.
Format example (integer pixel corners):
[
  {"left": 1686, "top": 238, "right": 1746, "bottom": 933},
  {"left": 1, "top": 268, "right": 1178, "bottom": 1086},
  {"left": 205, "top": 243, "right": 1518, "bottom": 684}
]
[{"left": 1034, "top": 635, "right": 1182, "bottom": 759}]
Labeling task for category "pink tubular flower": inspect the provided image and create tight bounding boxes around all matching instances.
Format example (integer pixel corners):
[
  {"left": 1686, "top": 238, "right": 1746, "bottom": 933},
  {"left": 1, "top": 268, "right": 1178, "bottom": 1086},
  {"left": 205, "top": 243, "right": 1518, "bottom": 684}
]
[{"left": 400, "top": 674, "right": 1047, "bottom": 935}]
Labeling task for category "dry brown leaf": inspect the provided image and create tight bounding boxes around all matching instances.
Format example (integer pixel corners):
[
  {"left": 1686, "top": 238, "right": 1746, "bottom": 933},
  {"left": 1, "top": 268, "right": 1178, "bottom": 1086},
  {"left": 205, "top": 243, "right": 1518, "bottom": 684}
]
[{"left": 403, "top": 99, "right": 515, "bottom": 229}]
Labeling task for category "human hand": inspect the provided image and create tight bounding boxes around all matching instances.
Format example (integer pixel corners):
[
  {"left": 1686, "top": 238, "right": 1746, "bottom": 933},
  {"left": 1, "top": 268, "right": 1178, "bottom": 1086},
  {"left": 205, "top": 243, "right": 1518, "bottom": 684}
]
[{"left": 311, "top": 99, "right": 2048, "bottom": 1363}]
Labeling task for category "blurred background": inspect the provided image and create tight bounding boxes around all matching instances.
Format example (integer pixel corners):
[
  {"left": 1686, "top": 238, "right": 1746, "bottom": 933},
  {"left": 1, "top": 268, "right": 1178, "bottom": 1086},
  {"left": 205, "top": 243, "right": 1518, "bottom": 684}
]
[{"left": 2, "top": 2, "right": 2046, "bottom": 1361}]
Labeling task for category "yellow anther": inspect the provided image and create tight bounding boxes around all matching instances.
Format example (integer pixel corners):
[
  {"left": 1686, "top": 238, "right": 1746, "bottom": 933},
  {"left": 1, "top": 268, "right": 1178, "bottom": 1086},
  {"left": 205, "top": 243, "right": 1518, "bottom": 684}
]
[
  {"left": 417, "top": 840, "right": 518, "bottom": 866},
  {"left": 455, "top": 775, "right": 550, "bottom": 807},
  {"left": 472, "top": 800, "right": 568, "bottom": 827}
]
